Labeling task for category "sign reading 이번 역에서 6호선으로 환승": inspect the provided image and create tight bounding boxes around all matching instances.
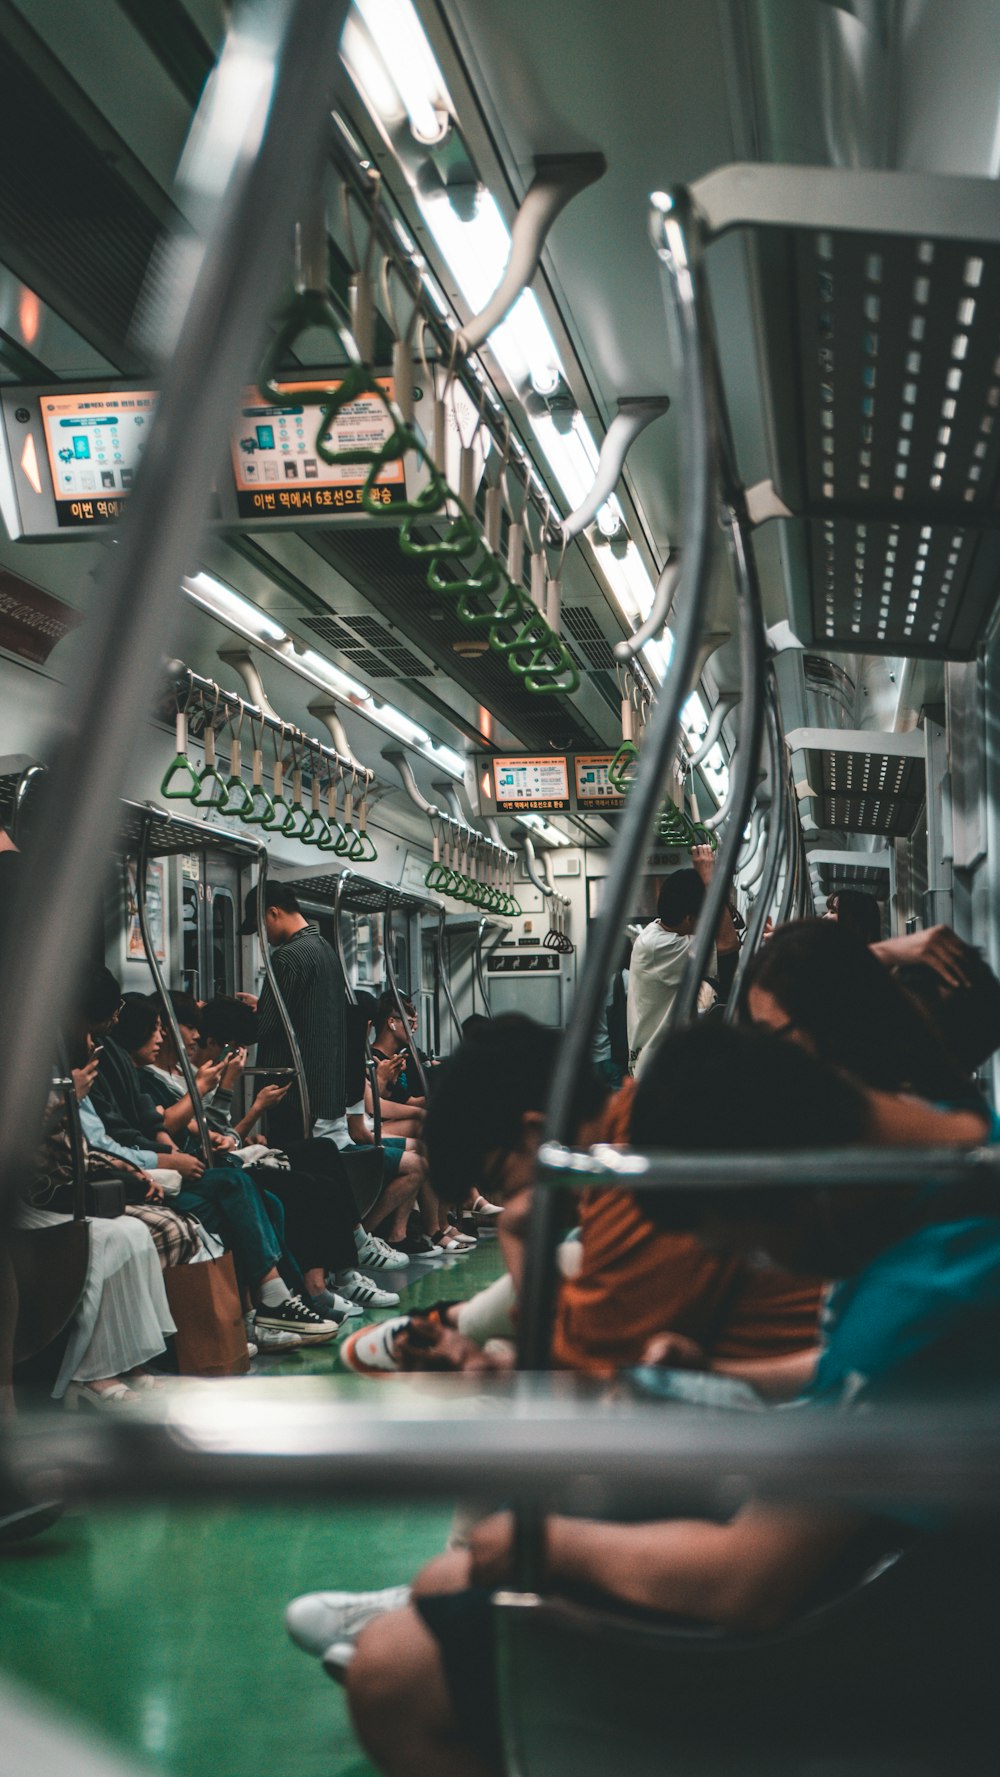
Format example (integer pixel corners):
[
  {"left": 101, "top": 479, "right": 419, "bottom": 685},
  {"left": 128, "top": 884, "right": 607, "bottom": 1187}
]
[{"left": 492, "top": 757, "right": 570, "bottom": 812}]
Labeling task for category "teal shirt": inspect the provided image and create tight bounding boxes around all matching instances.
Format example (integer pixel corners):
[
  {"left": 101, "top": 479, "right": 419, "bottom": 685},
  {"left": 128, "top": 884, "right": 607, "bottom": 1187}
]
[{"left": 808, "top": 1216, "right": 1000, "bottom": 1408}]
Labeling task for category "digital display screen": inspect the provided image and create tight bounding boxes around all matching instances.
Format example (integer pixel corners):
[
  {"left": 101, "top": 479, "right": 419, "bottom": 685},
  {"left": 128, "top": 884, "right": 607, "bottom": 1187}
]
[
  {"left": 229, "top": 376, "right": 406, "bottom": 520},
  {"left": 574, "top": 754, "right": 626, "bottom": 811},
  {"left": 40, "top": 389, "right": 155, "bottom": 527},
  {"left": 492, "top": 756, "right": 570, "bottom": 812}
]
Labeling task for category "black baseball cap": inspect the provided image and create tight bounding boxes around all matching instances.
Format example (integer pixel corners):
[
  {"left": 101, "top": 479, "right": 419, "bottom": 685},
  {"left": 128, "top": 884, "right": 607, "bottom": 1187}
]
[{"left": 239, "top": 881, "right": 301, "bottom": 935}]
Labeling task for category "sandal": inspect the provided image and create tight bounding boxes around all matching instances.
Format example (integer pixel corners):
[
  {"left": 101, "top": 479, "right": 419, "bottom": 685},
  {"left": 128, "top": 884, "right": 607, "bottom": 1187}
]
[
  {"left": 64, "top": 1380, "right": 140, "bottom": 1412},
  {"left": 469, "top": 1193, "right": 503, "bottom": 1220}
]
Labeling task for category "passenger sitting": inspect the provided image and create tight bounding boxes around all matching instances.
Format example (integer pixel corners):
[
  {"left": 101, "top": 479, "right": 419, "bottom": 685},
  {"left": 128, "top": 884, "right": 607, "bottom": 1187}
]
[
  {"left": 121, "top": 993, "right": 377, "bottom": 1324},
  {"left": 23, "top": 1081, "right": 179, "bottom": 1409},
  {"left": 742, "top": 917, "right": 979, "bottom": 1103},
  {"left": 80, "top": 975, "right": 338, "bottom": 1348},
  {"left": 823, "top": 887, "right": 882, "bottom": 944},
  {"left": 344, "top": 1022, "right": 1000, "bottom": 1777},
  {"left": 893, "top": 936, "right": 1000, "bottom": 1085}
]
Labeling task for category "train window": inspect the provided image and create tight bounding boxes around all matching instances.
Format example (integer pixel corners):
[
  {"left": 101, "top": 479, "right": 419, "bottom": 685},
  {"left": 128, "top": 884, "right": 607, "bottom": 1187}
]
[
  {"left": 210, "top": 887, "right": 236, "bottom": 998},
  {"left": 181, "top": 878, "right": 200, "bottom": 997}
]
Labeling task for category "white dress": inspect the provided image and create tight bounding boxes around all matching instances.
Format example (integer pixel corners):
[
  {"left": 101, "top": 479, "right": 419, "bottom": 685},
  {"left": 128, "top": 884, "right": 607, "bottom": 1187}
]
[{"left": 17, "top": 1206, "right": 176, "bottom": 1398}]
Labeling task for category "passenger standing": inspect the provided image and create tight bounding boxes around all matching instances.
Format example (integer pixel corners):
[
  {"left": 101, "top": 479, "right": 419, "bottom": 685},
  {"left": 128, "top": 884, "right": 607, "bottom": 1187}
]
[
  {"left": 627, "top": 844, "right": 738, "bottom": 1076},
  {"left": 240, "top": 885, "right": 349, "bottom": 1149}
]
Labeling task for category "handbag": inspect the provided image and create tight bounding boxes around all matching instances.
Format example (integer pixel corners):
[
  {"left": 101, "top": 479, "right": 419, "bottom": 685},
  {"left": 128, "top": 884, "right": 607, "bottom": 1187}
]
[
  {"left": 163, "top": 1251, "right": 250, "bottom": 1377},
  {"left": 336, "top": 1143, "right": 386, "bottom": 1221},
  {"left": 85, "top": 1174, "right": 128, "bottom": 1219}
]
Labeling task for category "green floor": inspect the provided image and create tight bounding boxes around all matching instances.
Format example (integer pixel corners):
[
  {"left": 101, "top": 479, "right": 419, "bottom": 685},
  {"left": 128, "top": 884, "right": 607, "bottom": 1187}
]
[{"left": 0, "top": 1237, "right": 505, "bottom": 1777}]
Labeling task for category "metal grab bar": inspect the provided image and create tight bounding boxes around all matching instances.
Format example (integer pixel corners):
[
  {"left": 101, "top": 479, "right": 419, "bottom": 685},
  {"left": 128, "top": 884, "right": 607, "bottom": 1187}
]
[
  {"left": 475, "top": 916, "right": 497, "bottom": 1018},
  {"left": 0, "top": 0, "right": 352, "bottom": 1240},
  {"left": 774, "top": 769, "right": 803, "bottom": 933},
  {"left": 516, "top": 190, "right": 718, "bottom": 1386},
  {"left": 137, "top": 810, "right": 214, "bottom": 1164},
  {"left": 174, "top": 663, "right": 366, "bottom": 787},
  {"left": 537, "top": 1139, "right": 1000, "bottom": 1192},
  {"left": 255, "top": 844, "right": 311, "bottom": 1140},
  {"left": 436, "top": 908, "right": 466, "bottom": 1051},
  {"left": 669, "top": 512, "right": 768, "bottom": 1030},
  {"left": 383, "top": 904, "right": 429, "bottom": 1099},
  {"left": 5, "top": 1389, "right": 1000, "bottom": 1517},
  {"left": 724, "top": 676, "right": 786, "bottom": 1019}
]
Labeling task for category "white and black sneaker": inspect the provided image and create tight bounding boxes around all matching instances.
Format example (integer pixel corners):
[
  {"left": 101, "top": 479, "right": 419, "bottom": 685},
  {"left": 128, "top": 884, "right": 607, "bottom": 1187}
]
[
  {"left": 254, "top": 1293, "right": 340, "bottom": 1345},
  {"left": 331, "top": 1269, "right": 401, "bottom": 1311},
  {"left": 354, "top": 1230, "right": 408, "bottom": 1272}
]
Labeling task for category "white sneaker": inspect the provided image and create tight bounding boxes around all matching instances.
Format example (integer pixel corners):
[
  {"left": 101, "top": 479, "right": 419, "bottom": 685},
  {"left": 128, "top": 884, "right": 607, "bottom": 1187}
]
[
  {"left": 340, "top": 1316, "right": 410, "bottom": 1374},
  {"left": 244, "top": 1311, "right": 301, "bottom": 1355},
  {"left": 354, "top": 1230, "right": 409, "bottom": 1272},
  {"left": 285, "top": 1584, "right": 412, "bottom": 1658},
  {"left": 332, "top": 1269, "right": 401, "bottom": 1310}
]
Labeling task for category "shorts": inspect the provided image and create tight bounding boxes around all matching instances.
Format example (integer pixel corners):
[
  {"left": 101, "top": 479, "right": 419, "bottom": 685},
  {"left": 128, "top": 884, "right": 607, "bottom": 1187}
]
[
  {"left": 381, "top": 1135, "right": 406, "bottom": 1183},
  {"left": 415, "top": 1588, "right": 501, "bottom": 1767}
]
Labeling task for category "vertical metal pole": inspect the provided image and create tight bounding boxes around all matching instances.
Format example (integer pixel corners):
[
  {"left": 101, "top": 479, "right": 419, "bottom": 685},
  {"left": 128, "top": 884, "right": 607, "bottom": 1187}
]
[
  {"left": 438, "top": 909, "right": 466, "bottom": 1047},
  {"left": 384, "top": 905, "right": 430, "bottom": 1097},
  {"left": 670, "top": 511, "right": 768, "bottom": 1029},
  {"left": 137, "top": 812, "right": 213, "bottom": 1164},
  {"left": 515, "top": 191, "right": 718, "bottom": 1404},
  {"left": 0, "top": 0, "right": 352, "bottom": 1237},
  {"left": 724, "top": 680, "right": 787, "bottom": 1016},
  {"left": 475, "top": 917, "right": 495, "bottom": 1018},
  {"left": 255, "top": 844, "right": 311, "bottom": 1139}
]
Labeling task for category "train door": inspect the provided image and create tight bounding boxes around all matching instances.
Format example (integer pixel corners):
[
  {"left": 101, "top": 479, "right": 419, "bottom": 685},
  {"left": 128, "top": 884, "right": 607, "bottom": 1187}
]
[{"left": 179, "top": 850, "right": 245, "bottom": 999}]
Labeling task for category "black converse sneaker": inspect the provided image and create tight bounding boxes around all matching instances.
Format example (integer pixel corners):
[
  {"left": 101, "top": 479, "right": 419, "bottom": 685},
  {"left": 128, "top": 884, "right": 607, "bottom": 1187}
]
[{"left": 254, "top": 1293, "right": 340, "bottom": 1345}]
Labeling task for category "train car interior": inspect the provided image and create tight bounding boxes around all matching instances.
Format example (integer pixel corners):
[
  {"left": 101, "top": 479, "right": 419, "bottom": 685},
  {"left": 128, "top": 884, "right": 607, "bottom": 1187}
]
[{"left": 1, "top": 3, "right": 1000, "bottom": 1775}]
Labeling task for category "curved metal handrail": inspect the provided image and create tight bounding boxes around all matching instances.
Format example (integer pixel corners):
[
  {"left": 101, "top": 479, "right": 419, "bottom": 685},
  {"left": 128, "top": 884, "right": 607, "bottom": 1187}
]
[
  {"left": 723, "top": 676, "right": 787, "bottom": 1018},
  {"left": 384, "top": 903, "right": 429, "bottom": 1098},
  {"left": 137, "top": 809, "right": 214, "bottom": 1164},
  {"left": 437, "top": 907, "right": 466, "bottom": 1051},
  {"left": 255, "top": 844, "right": 311, "bottom": 1141},
  {"left": 516, "top": 189, "right": 718, "bottom": 1382},
  {"left": 668, "top": 511, "right": 767, "bottom": 1030}
]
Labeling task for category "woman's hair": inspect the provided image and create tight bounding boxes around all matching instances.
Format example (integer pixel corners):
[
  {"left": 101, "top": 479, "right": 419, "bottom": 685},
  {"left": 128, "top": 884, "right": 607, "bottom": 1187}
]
[
  {"left": 630, "top": 1020, "right": 871, "bottom": 1232},
  {"left": 197, "top": 996, "right": 259, "bottom": 1047},
  {"left": 896, "top": 943, "right": 1000, "bottom": 1076},
  {"left": 166, "top": 990, "right": 202, "bottom": 1030},
  {"left": 115, "top": 993, "right": 160, "bottom": 1055},
  {"left": 423, "top": 1014, "right": 608, "bottom": 1202},
  {"left": 827, "top": 889, "right": 882, "bottom": 945},
  {"left": 741, "top": 919, "right": 970, "bottom": 1099}
]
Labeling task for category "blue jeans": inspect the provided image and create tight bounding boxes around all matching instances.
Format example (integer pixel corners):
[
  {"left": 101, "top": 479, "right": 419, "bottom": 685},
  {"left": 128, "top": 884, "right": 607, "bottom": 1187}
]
[{"left": 175, "top": 1165, "right": 284, "bottom": 1291}]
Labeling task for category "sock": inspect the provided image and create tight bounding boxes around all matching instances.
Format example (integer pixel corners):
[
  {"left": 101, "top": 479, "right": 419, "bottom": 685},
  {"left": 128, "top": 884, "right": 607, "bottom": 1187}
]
[{"left": 259, "top": 1277, "right": 292, "bottom": 1308}]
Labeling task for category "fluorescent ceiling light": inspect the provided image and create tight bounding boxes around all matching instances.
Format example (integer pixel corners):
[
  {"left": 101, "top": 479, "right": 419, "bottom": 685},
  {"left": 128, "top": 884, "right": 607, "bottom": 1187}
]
[
  {"left": 527, "top": 409, "right": 599, "bottom": 511},
  {"left": 352, "top": 0, "right": 451, "bottom": 144},
  {"left": 595, "top": 541, "right": 658, "bottom": 623},
  {"left": 181, "top": 574, "right": 466, "bottom": 778},
  {"left": 183, "top": 572, "right": 287, "bottom": 642},
  {"left": 299, "top": 648, "right": 371, "bottom": 705}
]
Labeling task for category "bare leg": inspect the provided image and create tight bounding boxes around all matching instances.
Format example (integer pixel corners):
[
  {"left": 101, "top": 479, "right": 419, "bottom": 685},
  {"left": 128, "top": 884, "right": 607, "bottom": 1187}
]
[
  {"left": 348, "top": 1605, "right": 497, "bottom": 1777},
  {"left": 364, "top": 1163, "right": 421, "bottom": 1240}
]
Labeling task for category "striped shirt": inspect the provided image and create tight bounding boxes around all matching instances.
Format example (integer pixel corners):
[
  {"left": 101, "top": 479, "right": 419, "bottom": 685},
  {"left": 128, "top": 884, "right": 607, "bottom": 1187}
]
[{"left": 256, "top": 921, "right": 347, "bottom": 1128}]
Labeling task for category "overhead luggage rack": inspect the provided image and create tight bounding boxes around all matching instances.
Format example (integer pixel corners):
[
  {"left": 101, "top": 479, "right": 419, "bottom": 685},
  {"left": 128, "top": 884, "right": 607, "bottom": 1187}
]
[
  {"left": 786, "top": 727, "right": 925, "bottom": 838},
  {"left": 115, "top": 800, "right": 261, "bottom": 861},
  {"left": 808, "top": 847, "right": 892, "bottom": 898},
  {"left": 689, "top": 163, "right": 1000, "bottom": 658},
  {"left": 277, "top": 865, "right": 435, "bottom": 917}
]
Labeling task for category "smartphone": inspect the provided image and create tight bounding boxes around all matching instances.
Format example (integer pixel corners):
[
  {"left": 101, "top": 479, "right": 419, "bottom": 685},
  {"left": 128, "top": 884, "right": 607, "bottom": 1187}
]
[{"left": 91, "top": 1043, "right": 105, "bottom": 1057}]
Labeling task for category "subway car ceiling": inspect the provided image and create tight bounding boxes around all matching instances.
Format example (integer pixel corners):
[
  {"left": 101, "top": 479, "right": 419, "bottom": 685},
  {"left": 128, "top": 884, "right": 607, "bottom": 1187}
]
[{"left": 1, "top": 0, "right": 999, "bottom": 919}]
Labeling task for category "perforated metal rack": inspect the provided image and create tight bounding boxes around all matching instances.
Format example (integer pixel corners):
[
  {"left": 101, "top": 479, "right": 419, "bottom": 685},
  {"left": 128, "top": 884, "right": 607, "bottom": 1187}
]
[
  {"left": 691, "top": 163, "right": 1000, "bottom": 658},
  {"left": 808, "top": 847, "right": 893, "bottom": 900},
  {"left": 277, "top": 865, "right": 435, "bottom": 917},
  {"left": 787, "top": 727, "right": 926, "bottom": 838},
  {"left": 115, "top": 801, "right": 260, "bottom": 862}
]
